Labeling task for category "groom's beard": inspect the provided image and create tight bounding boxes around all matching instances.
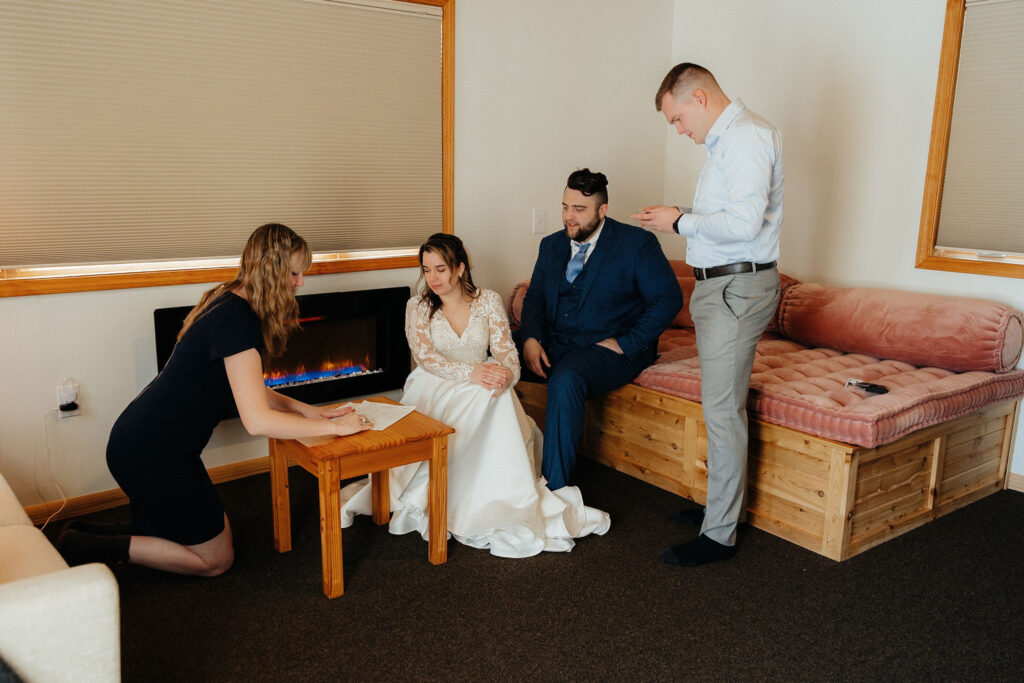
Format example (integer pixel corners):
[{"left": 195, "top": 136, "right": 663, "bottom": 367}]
[{"left": 564, "top": 215, "right": 601, "bottom": 243}]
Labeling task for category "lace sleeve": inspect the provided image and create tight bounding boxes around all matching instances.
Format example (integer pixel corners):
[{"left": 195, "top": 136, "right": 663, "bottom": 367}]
[
  {"left": 404, "top": 297, "right": 474, "bottom": 383},
  {"left": 482, "top": 290, "right": 521, "bottom": 385}
]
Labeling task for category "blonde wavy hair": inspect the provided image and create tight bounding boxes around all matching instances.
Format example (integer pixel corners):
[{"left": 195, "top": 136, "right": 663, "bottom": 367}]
[{"left": 178, "top": 223, "right": 312, "bottom": 358}]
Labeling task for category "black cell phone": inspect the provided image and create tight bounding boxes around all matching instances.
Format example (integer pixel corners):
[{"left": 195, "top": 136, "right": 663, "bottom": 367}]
[{"left": 845, "top": 378, "right": 888, "bottom": 394}]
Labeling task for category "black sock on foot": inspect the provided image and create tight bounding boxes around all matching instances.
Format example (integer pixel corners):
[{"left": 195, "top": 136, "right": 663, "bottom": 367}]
[
  {"left": 660, "top": 534, "right": 736, "bottom": 567},
  {"left": 56, "top": 529, "right": 131, "bottom": 566},
  {"left": 62, "top": 518, "right": 134, "bottom": 536}
]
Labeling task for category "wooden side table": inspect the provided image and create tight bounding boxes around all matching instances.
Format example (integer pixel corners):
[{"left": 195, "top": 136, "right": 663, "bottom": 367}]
[{"left": 269, "top": 397, "right": 453, "bottom": 598}]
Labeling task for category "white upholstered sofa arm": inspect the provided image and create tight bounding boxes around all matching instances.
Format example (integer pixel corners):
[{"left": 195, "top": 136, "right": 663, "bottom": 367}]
[{"left": 0, "top": 562, "right": 121, "bottom": 683}]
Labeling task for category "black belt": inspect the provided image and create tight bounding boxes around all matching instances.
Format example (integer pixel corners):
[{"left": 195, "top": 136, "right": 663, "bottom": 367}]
[{"left": 693, "top": 260, "right": 777, "bottom": 280}]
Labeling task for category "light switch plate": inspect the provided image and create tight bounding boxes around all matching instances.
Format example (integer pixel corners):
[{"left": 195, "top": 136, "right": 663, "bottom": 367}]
[{"left": 531, "top": 208, "right": 546, "bottom": 234}]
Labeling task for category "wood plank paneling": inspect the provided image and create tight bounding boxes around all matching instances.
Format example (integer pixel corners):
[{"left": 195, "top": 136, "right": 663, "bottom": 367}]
[
  {"left": 749, "top": 440, "right": 832, "bottom": 480},
  {"left": 853, "top": 467, "right": 932, "bottom": 522},
  {"left": 855, "top": 449, "right": 932, "bottom": 503},
  {"left": 857, "top": 441, "right": 932, "bottom": 483},
  {"left": 850, "top": 479, "right": 932, "bottom": 539},
  {"left": 586, "top": 431, "right": 684, "bottom": 482},
  {"left": 937, "top": 458, "right": 1003, "bottom": 506},
  {"left": 749, "top": 453, "right": 829, "bottom": 513},
  {"left": 941, "top": 432, "right": 1006, "bottom": 480},
  {"left": 747, "top": 486, "right": 826, "bottom": 540}
]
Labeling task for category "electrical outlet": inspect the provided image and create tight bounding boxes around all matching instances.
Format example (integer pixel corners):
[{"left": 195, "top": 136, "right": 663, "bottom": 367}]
[
  {"left": 531, "top": 208, "right": 546, "bottom": 235},
  {"left": 57, "top": 377, "right": 82, "bottom": 418}
]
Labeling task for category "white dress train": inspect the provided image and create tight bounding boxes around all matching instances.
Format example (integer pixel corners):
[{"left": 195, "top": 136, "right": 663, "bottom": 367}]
[{"left": 339, "top": 289, "right": 610, "bottom": 558}]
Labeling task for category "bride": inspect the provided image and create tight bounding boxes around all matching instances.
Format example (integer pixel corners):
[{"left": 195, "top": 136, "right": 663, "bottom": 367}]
[{"left": 339, "top": 233, "right": 610, "bottom": 557}]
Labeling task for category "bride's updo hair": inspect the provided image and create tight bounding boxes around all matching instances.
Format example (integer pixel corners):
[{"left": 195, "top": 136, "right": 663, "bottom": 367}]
[{"left": 418, "top": 232, "right": 479, "bottom": 319}]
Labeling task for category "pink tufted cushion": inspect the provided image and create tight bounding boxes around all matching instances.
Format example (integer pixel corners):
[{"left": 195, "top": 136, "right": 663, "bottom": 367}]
[
  {"left": 508, "top": 280, "right": 529, "bottom": 328},
  {"left": 777, "top": 283, "right": 1024, "bottom": 373},
  {"left": 637, "top": 337, "right": 1024, "bottom": 448},
  {"left": 510, "top": 274, "right": 1024, "bottom": 447},
  {"left": 670, "top": 277, "right": 699, "bottom": 329}
]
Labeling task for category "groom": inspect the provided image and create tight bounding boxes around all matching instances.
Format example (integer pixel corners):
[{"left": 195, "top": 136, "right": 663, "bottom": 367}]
[{"left": 517, "top": 168, "right": 682, "bottom": 490}]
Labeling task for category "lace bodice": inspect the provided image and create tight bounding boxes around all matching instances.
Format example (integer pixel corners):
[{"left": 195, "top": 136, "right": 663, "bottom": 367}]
[{"left": 405, "top": 289, "right": 521, "bottom": 385}]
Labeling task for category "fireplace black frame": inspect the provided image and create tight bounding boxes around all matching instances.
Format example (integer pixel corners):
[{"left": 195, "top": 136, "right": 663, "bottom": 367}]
[{"left": 153, "top": 286, "right": 410, "bottom": 406}]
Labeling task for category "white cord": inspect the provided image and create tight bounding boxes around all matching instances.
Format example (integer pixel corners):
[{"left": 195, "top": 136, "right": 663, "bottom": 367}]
[{"left": 35, "top": 409, "right": 68, "bottom": 531}]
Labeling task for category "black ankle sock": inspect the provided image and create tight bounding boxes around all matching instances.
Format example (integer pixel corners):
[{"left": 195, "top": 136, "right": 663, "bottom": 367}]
[
  {"left": 660, "top": 534, "right": 736, "bottom": 567},
  {"left": 63, "top": 517, "right": 134, "bottom": 536},
  {"left": 56, "top": 529, "right": 131, "bottom": 566}
]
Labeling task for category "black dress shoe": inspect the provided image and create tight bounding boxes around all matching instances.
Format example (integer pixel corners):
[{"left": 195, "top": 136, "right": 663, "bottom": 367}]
[
  {"left": 660, "top": 534, "right": 736, "bottom": 567},
  {"left": 56, "top": 529, "right": 131, "bottom": 566},
  {"left": 670, "top": 507, "right": 705, "bottom": 525}
]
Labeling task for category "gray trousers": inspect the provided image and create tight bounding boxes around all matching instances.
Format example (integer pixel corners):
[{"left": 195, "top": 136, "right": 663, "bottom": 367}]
[{"left": 689, "top": 268, "right": 780, "bottom": 546}]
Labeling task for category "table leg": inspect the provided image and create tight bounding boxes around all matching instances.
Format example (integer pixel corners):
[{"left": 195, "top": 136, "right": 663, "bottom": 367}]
[
  {"left": 317, "top": 459, "right": 344, "bottom": 598},
  {"left": 269, "top": 439, "right": 291, "bottom": 553},
  {"left": 427, "top": 435, "right": 448, "bottom": 565},
  {"left": 371, "top": 470, "right": 390, "bottom": 526}
]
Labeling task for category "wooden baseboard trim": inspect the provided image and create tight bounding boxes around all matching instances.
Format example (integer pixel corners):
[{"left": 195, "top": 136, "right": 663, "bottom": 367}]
[
  {"left": 1007, "top": 473, "right": 1024, "bottom": 493},
  {"left": 25, "top": 456, "right": 271, "bottom": 525}
]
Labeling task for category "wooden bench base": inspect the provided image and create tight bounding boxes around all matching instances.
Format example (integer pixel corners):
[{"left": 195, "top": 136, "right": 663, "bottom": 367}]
[{"left": 515, "top": 381, "right": 1019, "bottom": 561}]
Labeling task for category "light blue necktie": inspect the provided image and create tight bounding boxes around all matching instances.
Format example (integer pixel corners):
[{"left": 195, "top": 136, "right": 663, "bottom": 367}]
[{"left": 565, "top": 242, "right": 590, "bottom": 283}]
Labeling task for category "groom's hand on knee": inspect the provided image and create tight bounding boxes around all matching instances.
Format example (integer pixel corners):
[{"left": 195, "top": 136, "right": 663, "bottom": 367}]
[{"left": 523, "top": 338, "right": 550, "bottom": 379}]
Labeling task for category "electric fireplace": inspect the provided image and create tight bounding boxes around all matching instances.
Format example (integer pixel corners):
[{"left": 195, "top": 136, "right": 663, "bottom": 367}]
[{"left": 153, "top": 286, "right": 411, "bottom": 407}]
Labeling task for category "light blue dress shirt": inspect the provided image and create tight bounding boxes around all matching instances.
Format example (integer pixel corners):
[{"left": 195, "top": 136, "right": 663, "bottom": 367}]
[{"left": 675, "top": 99, "right": 784, "bottom": 268}]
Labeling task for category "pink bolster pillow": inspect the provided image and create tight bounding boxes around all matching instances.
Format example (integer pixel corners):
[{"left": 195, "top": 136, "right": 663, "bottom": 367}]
[
  {"left": 776, "top": 283, "right": 1024, "bottom": 373},
  {"left": 508, "top": 281, "right": 529, "bottom": 327}
]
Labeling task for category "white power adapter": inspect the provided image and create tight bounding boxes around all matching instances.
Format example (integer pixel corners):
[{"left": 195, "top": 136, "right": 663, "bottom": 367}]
[{"left": 57, "top": 377, "right": 82, "bottom": 418}]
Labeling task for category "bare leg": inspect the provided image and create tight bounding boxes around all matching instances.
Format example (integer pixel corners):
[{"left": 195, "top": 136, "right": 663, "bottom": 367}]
[{"left": 127, "top": 514, "right": 235, "bottom": 577}]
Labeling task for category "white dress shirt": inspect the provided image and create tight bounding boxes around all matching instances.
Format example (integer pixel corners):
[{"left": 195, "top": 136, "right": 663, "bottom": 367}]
[{"left": 675, "top": 99, "right": 784, "bottom": 268}]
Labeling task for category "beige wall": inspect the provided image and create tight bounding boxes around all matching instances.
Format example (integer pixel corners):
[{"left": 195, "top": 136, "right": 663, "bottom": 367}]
[
  {"left": 453, "top": 0, "right": 674, "bottom": 294},
  {"left": 0, "top": 0, "right": 1020, "bottom": 508}
]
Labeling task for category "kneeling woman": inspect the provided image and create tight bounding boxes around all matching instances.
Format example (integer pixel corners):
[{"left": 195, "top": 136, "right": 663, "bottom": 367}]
[{"left": 58, "top": 223, "right": 370, "bottom": 576}]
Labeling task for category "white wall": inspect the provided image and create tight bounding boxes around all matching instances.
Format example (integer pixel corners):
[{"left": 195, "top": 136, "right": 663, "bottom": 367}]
[
  {"left": 2, "top": 0, "right": 1021, "bottom": 508},
  {"left": 662, "top": 0, "right": 1024, "bottom": 475}
]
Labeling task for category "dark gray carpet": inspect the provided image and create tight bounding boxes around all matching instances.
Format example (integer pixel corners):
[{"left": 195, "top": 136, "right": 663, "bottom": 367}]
[{"left": 53, "top": 461, "right": 1024, "bottom": 681}]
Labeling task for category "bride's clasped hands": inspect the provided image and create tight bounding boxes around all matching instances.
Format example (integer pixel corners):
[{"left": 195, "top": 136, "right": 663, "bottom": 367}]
[{"left": 470, "top": 362, "right": 514, "bottom": 396}]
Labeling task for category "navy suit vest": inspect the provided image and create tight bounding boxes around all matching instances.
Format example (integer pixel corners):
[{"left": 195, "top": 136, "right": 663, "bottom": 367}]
[{"left": 551, "top": 258, "right": 595, "bottom": 354}]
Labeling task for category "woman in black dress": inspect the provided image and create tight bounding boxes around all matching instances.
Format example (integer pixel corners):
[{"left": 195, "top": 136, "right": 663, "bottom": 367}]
[{"left": 58, "top": 223, "right": 371, "bottom": 576}]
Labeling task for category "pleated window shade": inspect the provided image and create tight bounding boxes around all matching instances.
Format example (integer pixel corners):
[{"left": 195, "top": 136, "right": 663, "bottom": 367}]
[
  {"left": 0, "top": 0, "right": 442, "bottom": 268},
  {"left": 936, "top": 0, "right": 1024, "bottom": 255}
]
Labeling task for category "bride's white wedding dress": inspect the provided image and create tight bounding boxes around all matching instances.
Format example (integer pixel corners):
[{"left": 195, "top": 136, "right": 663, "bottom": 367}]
[{"left": 339, "top": 288, "right": 610, "bottom": 558}]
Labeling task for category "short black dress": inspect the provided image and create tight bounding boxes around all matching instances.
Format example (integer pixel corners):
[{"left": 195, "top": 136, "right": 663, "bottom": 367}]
[{"left": 106, "top": 292, "right": 262, "bottom": 545}]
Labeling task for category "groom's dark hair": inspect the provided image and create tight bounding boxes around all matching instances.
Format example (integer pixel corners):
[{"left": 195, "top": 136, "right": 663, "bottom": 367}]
[{"left": 566, "top": 168, "right": 608, "bottom": 207}]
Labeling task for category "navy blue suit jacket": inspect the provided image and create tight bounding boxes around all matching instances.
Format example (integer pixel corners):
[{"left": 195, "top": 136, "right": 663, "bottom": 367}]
[{"left": 519, "top": 217, "right": 683, "bottom": 365}]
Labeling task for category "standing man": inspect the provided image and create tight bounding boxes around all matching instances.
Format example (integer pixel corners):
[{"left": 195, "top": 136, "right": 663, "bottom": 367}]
[
  {"left": 634, "top": 63, "right": 783, "bottom": 566},
  {"left": 518, "top": 168, "right": 681, "bottom": 492}
]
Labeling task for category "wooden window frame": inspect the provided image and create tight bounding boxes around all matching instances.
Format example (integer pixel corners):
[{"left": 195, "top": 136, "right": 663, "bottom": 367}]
[
  {"left": 0, "top": 0, "right": 454, "bottom": 298},
  {"left": 916, "top": 0, "right": 1024, "bottom": 279}
]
